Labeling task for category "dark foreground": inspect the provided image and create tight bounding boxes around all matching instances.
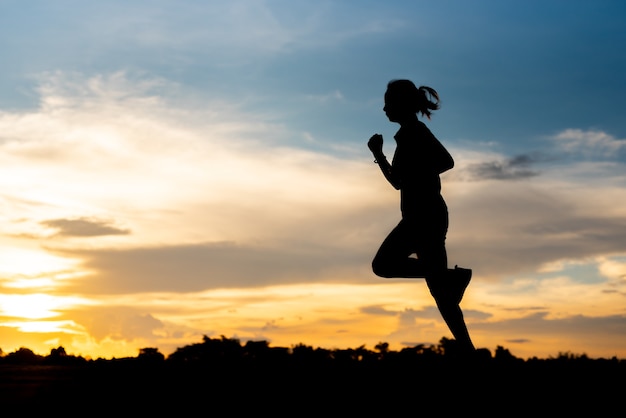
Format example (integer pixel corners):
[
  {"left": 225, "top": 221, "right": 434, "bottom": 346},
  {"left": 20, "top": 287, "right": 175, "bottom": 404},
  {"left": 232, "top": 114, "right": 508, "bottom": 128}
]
[{"left": 1, "top": 337, "right": 624, "bottom": 415}]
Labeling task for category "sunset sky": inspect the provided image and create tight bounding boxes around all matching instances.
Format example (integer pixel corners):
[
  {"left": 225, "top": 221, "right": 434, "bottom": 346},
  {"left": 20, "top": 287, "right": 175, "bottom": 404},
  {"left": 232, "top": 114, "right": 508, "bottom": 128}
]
[{"left": 1, "top": 0, "right": 625, "bottom": 360}]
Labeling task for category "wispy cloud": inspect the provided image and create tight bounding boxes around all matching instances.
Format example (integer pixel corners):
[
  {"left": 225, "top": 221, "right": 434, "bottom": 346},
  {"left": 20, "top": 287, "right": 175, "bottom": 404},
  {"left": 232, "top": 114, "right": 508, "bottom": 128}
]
[
  {"left": 0, "top": 71, "right": 389, "bottom": 290},
  {"left": 41, "top": 218, "right": 130, "bottom": 238},
  {"left": 304, "top": 90, "right": 345, "bottom": 103},
  {"left": 552, "top": 129, "right": 626, "bottom": 158},
  {"left": 36, "top": 0, "right": 406, "bottom": 68},
  {"left": 464, "top": 153, "right": 544, "bottom": 180}
]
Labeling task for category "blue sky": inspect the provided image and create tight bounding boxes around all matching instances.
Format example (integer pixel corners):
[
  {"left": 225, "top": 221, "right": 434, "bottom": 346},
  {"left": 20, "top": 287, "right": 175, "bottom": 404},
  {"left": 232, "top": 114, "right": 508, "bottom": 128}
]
[
  {"left": 4, "top": 1, "right": 626, "bottom": 146},
  {"left": 1, "top": 0, "right": 625, "bottom": 359}
]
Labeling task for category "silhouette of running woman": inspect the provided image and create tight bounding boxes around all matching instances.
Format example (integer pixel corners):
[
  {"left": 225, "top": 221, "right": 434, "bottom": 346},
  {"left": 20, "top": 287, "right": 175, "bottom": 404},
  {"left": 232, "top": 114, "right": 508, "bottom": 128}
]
[{"left": 368, "top": 79, "right": 475, "bottom": 353}]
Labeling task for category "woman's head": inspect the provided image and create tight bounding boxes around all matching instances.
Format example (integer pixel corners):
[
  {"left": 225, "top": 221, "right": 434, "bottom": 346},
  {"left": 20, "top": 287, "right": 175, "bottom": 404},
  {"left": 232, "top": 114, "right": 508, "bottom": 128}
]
[{"left": 383, "top": 79, "right": 440, "bottom": 122}]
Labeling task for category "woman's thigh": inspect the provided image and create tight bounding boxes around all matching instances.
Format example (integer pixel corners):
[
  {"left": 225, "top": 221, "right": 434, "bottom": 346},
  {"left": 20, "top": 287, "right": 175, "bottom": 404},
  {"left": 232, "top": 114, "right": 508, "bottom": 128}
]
[{"left": 373, "top": 218, "right": 448, "bottom": 277}]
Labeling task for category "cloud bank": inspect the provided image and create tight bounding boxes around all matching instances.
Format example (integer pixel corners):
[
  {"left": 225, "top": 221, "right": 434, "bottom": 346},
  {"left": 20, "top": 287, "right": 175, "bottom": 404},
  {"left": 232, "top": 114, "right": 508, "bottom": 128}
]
[{"left": 1, "top": 71, "right": 625, "bottom": 359}]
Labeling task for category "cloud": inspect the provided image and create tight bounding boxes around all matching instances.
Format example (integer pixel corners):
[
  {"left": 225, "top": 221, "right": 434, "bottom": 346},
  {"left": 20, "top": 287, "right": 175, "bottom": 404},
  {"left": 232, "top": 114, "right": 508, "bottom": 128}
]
[
  {"left": 472, "top": 312, "right": 626, "bottom": 352},
  {"left": 0, "top": 70, "right": 390, "bottom": 237},
  {"left": 69, "top": 306, "right": 164, "bottom": 342},
  {"left": 456, "top": 128, "right": 626, "bottom": 182},
  {"left": 504, "top": 338, "right": 531, "bottom": 344},
  {"left": 360, "top": 305, "right": 398, "bottom": 317},
  {"left": 0, "top": 71, "right": 400, "bottom": 302},
  {"left": 443, "top": 195, "right": 582, "bottom": 277},
  {"left": 40, "top": 218, "right": 130, "bottom": 237},
  {"left": 3, "top": 72, "right": 626, "bottom": 294},
  {"left": 598, "top": 257, "right": 626, "bottom": 282},
  {"left": 443, "top": 140, "right": 626, "bottom": 279},
  {"left": 37, "top": 0, "right": 404, "bottom": 69},
  {"left": 362, "top": 304, "right": 491, "bottom": 323},
  {"left": 53, "top": 241, "right": 372, "bottom": 294},
  {"left": 551, "top": 129, "right": 626, "bottom": 158},
  {"left": 2, "top": 72, "right": 626, "bottom": 361},
  {"left": 304, "top": 90, "right": 345, "bottom": 103},
  {"left": 464, "top": 153, "right": 544, "bottom": 180}
]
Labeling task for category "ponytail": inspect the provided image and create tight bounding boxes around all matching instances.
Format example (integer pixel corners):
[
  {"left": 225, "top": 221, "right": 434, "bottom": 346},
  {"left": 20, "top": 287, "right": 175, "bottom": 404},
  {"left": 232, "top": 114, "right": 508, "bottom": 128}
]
[{"left": 416, "top": 85, "right": 440, "bottom": 120}]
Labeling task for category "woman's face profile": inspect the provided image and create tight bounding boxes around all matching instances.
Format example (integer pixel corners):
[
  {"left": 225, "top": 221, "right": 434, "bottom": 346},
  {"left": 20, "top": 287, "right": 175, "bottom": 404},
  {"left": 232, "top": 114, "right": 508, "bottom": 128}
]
[{"left": 384, "top": 91, "right": 410, "bottom": 123}]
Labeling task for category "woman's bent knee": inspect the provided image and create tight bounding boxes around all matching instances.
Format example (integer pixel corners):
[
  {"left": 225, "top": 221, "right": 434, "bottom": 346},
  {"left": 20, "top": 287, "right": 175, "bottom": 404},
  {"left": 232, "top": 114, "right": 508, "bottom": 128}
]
[{"left": 372, "top": 258, "right": 394, "bottom": 278}]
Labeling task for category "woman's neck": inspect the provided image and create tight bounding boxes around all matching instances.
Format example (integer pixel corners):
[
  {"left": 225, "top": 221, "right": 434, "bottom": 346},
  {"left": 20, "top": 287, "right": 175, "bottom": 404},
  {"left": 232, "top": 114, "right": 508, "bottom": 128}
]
[{"left": 397, "top": 114, "right": 419, "bottom": 128}]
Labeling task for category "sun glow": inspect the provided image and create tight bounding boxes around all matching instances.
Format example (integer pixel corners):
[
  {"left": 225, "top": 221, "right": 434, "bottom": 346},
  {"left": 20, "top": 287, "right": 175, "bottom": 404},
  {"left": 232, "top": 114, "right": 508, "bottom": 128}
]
[
  {"left": 0, "top": 293, "right": 86, "bottom": 320},
  {"left": 2, "top": 320, "right": 84, "bottom": 334},
  {"left": 0, "top": 247, "right": 79, "bottom": 277}
]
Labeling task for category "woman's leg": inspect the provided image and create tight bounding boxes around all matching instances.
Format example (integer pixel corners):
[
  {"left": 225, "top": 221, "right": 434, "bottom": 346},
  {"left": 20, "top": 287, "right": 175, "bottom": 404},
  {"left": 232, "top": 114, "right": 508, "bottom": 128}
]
[
  {"left": 372, "top": 219, "right": 475, "bottom": 352},
  {"left": 432, "top": 294, "right": 475, "bottom": 352},
  {"left": 426, "top": 270, "right": 475, "bottom": 353},
  {"left": 372, "top": 220, "right": 430, "bottom": 278}
]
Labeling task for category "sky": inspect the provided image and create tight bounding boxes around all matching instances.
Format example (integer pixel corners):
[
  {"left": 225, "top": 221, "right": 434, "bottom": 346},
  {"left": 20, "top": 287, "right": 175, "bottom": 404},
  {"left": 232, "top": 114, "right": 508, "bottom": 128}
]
[{"left": 1, "top": 0, "right": 625, "bottom": 360}]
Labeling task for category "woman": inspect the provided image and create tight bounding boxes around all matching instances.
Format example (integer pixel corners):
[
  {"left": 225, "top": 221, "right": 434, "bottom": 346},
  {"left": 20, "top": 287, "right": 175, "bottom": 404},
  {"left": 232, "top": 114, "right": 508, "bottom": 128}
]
[{"left": 367, "top": 79, "right": 474, "bottom": 353}]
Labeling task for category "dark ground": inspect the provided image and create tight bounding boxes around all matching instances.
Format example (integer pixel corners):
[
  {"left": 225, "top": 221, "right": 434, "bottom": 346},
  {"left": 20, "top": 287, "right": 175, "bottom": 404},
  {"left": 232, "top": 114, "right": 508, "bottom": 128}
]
[{"left": 1, "top": 337, "right": 624, "bottom": 415}]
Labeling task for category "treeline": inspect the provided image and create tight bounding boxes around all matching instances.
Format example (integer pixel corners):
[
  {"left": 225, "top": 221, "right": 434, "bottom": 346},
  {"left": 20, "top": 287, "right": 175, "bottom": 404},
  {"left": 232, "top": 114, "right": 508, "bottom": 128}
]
[
  {"left": 1, "top": 335, "right": 623, "bottom": 367},
  {"left": 1, "top": 336, "right": 625, "bottom": 413}
]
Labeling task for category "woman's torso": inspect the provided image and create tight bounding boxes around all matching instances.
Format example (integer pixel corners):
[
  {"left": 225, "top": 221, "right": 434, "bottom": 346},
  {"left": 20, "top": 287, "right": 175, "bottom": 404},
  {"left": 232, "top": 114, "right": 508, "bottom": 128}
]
[{"left": 392, "top": 122, "right": 448, "bottom": 221}]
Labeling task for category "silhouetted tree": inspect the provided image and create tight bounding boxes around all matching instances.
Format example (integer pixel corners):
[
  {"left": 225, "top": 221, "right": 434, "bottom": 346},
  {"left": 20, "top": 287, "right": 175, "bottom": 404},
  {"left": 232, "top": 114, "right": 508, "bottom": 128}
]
[
  {"left": 44, "top": 346, "right": 87, "bottom": 366},
  {"left": 475, "top": 347, "right": 493, "bottom": 361},
  {"left": 291, "top": 343, "right": 322, "bottom": 364},
  {"left": 331, "top": 346, "right": 373, "bottom": 365},
  {"left": 494, "top": 345, "right": 520, "bottom": 364},
  {"left": 243, "top": 340, "right": 290, "bottom": 364},
  {"left": 432, "top": 337, "right": 451, "bottom": 356},
  {"left": 50, "top": 346, "right": 67, "bottom": 358},
  {"left": 397, "top": 344, "right": 439, "bottom": 365},
  {"left": 5, "top": 347, "right": 43, "bottom": 364},
  {"left": 375, "top": 341, "right": 390, "bottom": 356},
  {"left": 167, "top": 335, "right": 245, "bottom": 365},
  {"left": 554, "top": 351, "right": 589, "bottom": 361},
  {"left": 243, "top": 340, "right": 270, "bottom": 359},
  {"left": 138, "top": 347, "right": 165, "bottom": 363},
  {"left": 353, "top": 344, "right": 376, "bottom": 363}
]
